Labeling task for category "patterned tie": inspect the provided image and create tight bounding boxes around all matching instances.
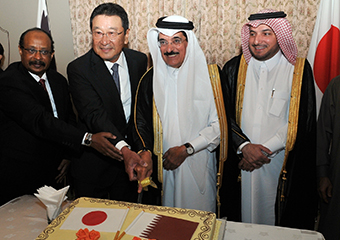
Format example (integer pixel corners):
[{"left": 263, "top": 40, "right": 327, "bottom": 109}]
[
  {"left": 39, "top": 79, "right": 47, "bottom": 92},
  {"left": 111, "top": 63, "right": 120, "bottom": 95}
]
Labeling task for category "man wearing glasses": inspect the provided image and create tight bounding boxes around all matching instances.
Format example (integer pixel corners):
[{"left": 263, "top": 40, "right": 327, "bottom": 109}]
[
  {"left": 67, "top": 3, "right": 148, "bottom": 202},
  {"left": 0, "top": 28, "right": 119, "bottom": 205},
  {"left": 133, "top": 15, "right": 221, "bottom": 212}
]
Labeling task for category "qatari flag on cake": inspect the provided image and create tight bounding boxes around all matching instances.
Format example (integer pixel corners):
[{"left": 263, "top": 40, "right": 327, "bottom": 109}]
[
  {"left": 37, "top": 0, "right": 56, "bottom": 70},
  {"left": 126, "top": 212, "right": 199, "bottom": 240},
  {"left": 307, "top": 0, "right": 340, "bottom": 114}
]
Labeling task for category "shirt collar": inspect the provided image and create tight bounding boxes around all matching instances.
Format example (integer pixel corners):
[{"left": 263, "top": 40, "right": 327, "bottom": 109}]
[
  {"left": 28, "top": 71, "right": 47, "bottom": 83},
  {"left": 166, "top": 65, "right": 179, "bottom": 78},
  {"left": 252, "top": 50, "right": 282, "bottom": 72},
  {"left": 104, "top": 51, "right": 127, "bottom": 72}
]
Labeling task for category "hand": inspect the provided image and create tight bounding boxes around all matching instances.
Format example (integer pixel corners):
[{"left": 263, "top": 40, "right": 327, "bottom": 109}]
[
  {"left": 90, "top": 132, "right": 123, "bottom": 161},
  {"left": 238, "top": 157, "right": 255, "bottom": 172},
  {"left": 163, "top": 145, "right": 188, "bottom": 170},
  {"left": 135, "top": 150, "right": 153, "bottom": 193},
  {"left": 240, "top": 143, "right": 271, "bottom": 170},
  {"left": 121, "top": 147, "right": 148, "bottom": 182},
  {"left": 55, "top": 159, "right": 70, "bottom": 183},
  {"left": 318, "top": 177, "right": 332, "bottom": 203}
]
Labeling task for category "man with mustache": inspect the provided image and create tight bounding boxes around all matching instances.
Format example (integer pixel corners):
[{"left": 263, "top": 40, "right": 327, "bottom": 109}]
[
  {"left": 220, "top": 9, "right": 318, "bottom": 229},
  {"left": 133, "top": 15, "right": 222, "bottom": 212},
  {"left": 0, "top": 28, "right": 120, "bottom": 205},
  {"left": 67, "top": 3, "right": 149, "bottom": 202}
]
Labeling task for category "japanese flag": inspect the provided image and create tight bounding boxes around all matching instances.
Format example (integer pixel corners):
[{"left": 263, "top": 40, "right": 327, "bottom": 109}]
[{"left": 307, "top": 0, "right": 340, "bottom": 115}]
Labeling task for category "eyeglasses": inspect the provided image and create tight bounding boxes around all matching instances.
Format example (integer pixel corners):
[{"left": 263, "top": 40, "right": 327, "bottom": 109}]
[
  {"left": 92, "top": 30, "right": 124, "bottom": 40},
  {"left": 158, "top": 37, "right": 186, "bottom": 48},
  {"left": 22, "top": 47, "right": 52, "bottom": 56}
]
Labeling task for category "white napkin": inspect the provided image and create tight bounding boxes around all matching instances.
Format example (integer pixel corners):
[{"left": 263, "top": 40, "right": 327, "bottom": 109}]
[{"left": 34, "top": 185, "right": 69, "bottom": 221}]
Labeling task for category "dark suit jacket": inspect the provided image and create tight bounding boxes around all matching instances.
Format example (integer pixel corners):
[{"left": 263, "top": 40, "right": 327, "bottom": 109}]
[
  {"left": 67, "top": 48, "right": 147, "bottom": 188},
  {"left": 0, "top": 62, "right": 85, "bottom": 204}
]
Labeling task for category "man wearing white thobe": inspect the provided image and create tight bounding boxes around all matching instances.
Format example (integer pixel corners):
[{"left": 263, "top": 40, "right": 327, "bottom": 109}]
[
  {"left": 241, "top": 51, "right": 293, "bottom": 224},
  {"left": 133, "top": 15, "right": 220, "bottom": 212},
  {"left": 220, "top": 9, "right": 317, "bottom": 229}
]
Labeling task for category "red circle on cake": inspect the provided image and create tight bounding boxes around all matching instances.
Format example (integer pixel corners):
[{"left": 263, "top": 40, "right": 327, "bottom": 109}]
[{"left": 82, "top": 211, "right": 108, "bottom": 226}]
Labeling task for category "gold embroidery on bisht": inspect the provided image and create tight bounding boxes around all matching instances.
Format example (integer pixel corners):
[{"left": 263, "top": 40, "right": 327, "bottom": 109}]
[
  {"left": 153, "top": 98, "right": 163, "bottom": 185},
  {"left": 236, "top": 55, "right": 248, "bottom": 127},
  {"left": 277, "top": 58, "right": 304, "bottom": 222},
  {"left": 208, "top": 64, "right": 228, "bottom": 218}
]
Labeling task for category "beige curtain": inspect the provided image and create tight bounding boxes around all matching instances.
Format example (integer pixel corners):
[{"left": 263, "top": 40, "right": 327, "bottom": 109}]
[{"left": 69, "top": 0, "right": 320, "bottom": 67}]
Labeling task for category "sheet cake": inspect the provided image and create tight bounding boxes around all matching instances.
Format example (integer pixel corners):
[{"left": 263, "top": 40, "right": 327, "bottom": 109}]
[{"left": 36, "top": 197, "right": 222, "bottom": 240}]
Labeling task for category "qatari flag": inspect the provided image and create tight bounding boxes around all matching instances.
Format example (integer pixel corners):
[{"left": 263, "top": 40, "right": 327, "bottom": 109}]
[
  {"left": 307, "top": 0, "right": 340, "bottom": 115},
  {"left": 37, "top": 0, "right": 56, "bottom": 70}
]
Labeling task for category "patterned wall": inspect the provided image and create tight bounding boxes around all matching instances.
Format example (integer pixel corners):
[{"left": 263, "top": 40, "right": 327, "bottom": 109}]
[{"left": 68, "top": 0, "right": 320, "bottom": 68}]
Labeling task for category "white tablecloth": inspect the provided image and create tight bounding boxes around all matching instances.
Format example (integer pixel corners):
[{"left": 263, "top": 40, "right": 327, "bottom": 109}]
[
  {"left": 0, "top": 195, "right": 70, "bottom": 240},
  {"left": 0, "top": 195, "right": 325, "bottom": 240},
  {"left": 0, "top": 195, "right": 48, "bottom": 240},
  {"left": 224, "top": 220, "right": 325, "bottom": 240}
]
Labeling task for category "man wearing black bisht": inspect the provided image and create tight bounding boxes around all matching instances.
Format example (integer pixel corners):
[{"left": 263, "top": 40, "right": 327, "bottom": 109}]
[{"left": 220, "top": 9, "right": 318, "bottom": 230}]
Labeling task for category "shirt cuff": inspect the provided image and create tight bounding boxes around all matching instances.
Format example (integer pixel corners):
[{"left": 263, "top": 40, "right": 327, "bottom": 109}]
[
  {"left": 237, "top": 141, "right": 250, "bottom": 154},
  {"left": 116, "top": 140, "right": 130, "bottom": 151},
  {"left": 190, "top": 135, "right": 208, "bottom": 153},
  {"left": 263, "top": 135, "right": 284, "bottom": 154},
  {"left": 81, "top": 132, "right": 88, "bottom": 145}
]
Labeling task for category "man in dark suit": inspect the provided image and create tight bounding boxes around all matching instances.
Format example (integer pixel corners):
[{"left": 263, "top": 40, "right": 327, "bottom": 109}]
[
  {"left": 67, "top": 3, "right": 148, "bottom": 202},
  {"left": 0, "top": 28, "right": 120, "bottom": 206}
]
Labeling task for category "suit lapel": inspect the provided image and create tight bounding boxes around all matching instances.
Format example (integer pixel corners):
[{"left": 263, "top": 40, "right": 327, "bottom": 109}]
[
  {"left": 19, "top": 63, "right": 53, "bottom": 114},
  {"left": 89, "top": 50, "right": 125, "bottom": 120},
  {"left": 123, "top": 48, "right": 139, "bottom": 99}
]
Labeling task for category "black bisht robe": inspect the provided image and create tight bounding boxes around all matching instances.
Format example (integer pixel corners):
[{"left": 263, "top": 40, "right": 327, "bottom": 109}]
[
  {"left": 219, "top": 54, "right": 318, "bottom": 230},
  {"left": 131, "top": 67, "right": 162, "bottom": 206}
]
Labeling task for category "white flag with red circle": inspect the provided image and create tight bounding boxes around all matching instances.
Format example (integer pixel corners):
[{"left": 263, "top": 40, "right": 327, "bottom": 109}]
[{"left": 307, "top": 0, "right": 340, "bottom": 114}]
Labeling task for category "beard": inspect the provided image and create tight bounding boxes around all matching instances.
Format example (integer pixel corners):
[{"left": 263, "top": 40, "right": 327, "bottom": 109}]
[{"left": 249, "top": 45, "right": 280, "bottom": 61}]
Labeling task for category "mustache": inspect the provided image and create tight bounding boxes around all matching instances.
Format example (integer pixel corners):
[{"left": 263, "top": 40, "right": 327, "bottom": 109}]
[
  {"left": 252, "top": 44, "right": 267, "bottom": 47},
  {"left": 164, "top": 51, "right": 179, "bottom": 56},
  {"left": 29, "top": 60, "right": 46, "bottom": 67}
]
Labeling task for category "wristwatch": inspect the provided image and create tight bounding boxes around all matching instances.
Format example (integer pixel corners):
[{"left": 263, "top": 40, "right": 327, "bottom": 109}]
[
  {"left": 184, "top": 142, "right": 194, "bottom": 155},
  {"left": 84, "top": 133, "right": 93, "bottom": 146}
]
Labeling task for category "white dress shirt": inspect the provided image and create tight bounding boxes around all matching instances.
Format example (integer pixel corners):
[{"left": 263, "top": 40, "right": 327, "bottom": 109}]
[
  {"left": 29, "top": 71, "right": 58, "bottom": 118},
  {"left": 104, "top": 52, "right": 131, "bottom": 150}
]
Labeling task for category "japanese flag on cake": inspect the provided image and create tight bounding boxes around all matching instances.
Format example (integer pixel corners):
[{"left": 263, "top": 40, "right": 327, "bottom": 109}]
[{"left": 307, "top": 0, "right": 340, "bottom": 115}]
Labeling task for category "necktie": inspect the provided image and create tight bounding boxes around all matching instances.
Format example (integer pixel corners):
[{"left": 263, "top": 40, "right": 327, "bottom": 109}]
[
  {"left": 111, "top": 63, "right": 120, "bottom": 95},
  {"left": 39, "top": 79, "right": 47, "bottom": 92}
]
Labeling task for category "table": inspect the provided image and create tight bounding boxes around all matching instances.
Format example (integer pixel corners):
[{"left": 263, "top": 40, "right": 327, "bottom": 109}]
[
  {"left": 0, "top": 195, "right": 325, "bottom": 240},
  {"left": 0, "top": 195, "right": 48, "bottom": 240},
  {"left": 224, "top": 221, "right": 325, "bottom": 240},
  {"left": 0, "top": 195, "right": 69, "bottom": 240}
]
